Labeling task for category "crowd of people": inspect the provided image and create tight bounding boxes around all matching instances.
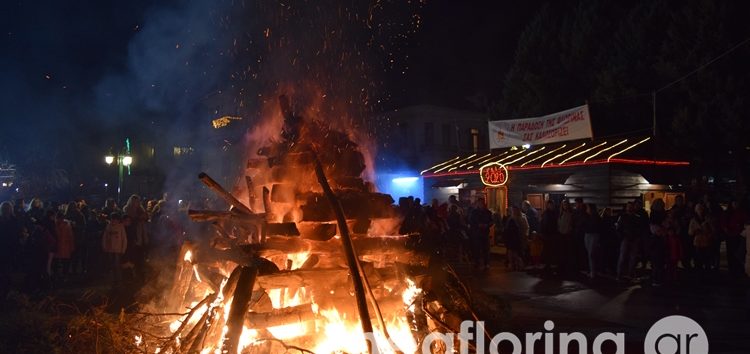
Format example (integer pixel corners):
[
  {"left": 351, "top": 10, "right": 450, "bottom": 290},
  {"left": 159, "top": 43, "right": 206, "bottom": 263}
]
[
  {"left": 2, "top": 191, "right": 747, "bottom": 297},
  {"left": 397, "top": 193, "right": 750, "bottom": 285},
  {"left": 0, "top": 194, "right": 188, "bottom": 296}
]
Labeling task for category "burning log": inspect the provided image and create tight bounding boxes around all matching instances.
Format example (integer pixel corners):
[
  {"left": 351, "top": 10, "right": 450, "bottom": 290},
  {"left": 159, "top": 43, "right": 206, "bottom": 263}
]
[
  {"left": 188, "top": 209, "right": 265, "bottom": 224},
  {"left": 297, "top": 222, "right": 337, "bottom": 241},
  {"left": 246, "top": 176, "right": 257, "bottom": 210},
  {"left": 255, "top": 268, "right": 349, "bottom": 290},
  {"left": 252, "top": 235, "right": 430, "bottom": 266},
  {"left": 223, "top": 264, "right": 259, "bottom": 354},
  {"left": 266, "top": 222, "right": 300, "bottom": 236},
  {"left": 271, "top": 183, "right": 296, "bottom": 203},
  {"left": 198, "top": 172, "right": 254, "bottom": 215},
  {"left": 312, "top": 151, "right": 375, "bottom": 354},
  {"left": 245, "top": 303, "right": 316, "bottom": 329}
]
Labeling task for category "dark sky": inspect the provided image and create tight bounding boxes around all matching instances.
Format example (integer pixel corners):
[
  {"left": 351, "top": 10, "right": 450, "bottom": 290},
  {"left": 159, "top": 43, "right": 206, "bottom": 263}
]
[{"left": 0, "top": 0, "right": 546, "bottom": 178}]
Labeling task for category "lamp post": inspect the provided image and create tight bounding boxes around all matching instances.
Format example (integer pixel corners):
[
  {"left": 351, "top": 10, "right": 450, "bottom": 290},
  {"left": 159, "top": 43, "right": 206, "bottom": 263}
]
[{"left": 105, "top": 152, "right": 133, "bottom": 204}]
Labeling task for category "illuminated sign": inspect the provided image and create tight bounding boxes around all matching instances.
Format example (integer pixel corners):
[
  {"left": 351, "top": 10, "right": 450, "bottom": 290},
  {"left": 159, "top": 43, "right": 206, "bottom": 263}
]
[{"left": 480, "top": 162, "right": 509, "bottom": 187}]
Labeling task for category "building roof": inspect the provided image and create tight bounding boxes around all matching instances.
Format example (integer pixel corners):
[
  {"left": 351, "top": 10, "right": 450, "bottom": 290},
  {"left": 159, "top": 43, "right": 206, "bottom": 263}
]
[{"left": 421, "top": 136, "right": 689, "bottom": 177}]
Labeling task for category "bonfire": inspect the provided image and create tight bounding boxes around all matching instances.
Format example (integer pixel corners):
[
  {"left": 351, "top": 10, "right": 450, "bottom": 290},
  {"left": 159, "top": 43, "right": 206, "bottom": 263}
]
[{"left": 134, "top": 96, "right": 488, "bottom": 354}]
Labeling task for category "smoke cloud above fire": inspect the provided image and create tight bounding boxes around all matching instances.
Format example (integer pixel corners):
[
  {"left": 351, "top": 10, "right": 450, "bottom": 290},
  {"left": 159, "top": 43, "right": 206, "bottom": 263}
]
[{"left": 1, "top": 0, "right": 423, "bottom": 200}]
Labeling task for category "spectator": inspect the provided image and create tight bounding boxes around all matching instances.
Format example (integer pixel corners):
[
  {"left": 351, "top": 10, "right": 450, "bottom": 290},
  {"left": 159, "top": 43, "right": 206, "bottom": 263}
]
[
  {"left": 540, "top": 200, "right": 559, "bottom": 272},
  {"left": 53, "top": 211, "right": 75, "bottom": 282},
  {"left": 26, "top": 211, "right": 55, "bottom": 293},
  {"left": 600, "top": 207, "right": 618, "bottom": 275},
  {"left": 521, "top": 200, "right": 540, "bottom": 234},
  {"left": 26, "top": 198, "right": 45, "bottom": 224},
  {"left": 572, "top": 198, "right": 588, "bottom": 272},
  {"left": 689, "top": 204, "right": 713, "bottom": 271},
  {"left": 664, "top": 210, "right": 682, "bottom": 283},
  {"left": 669, "top": 195, "right": 693, "bottom": 270},
  {"left": 123, "top": 195, "right": 149, "bottom": 281},
  {"left": 722, "top": 201, "right": 747, "bottom": 276},
  {"left": 64, "top": 201, "right": 87, "bottom": 275},
  {"left": 617, "top": 202, "right": 643, "bottom": 280},
  {"left": 102, "top": 198, "right": 120, "bottom": 216},
  {"left": 505, "top": 206, "right": 526, "bottom": 271},
  {"left": 558, "top": 200, "right": 574, "bottom": 272},
  {"left": 103, "top": 213, "right": 127, "bottom": 286},
  {"left": 0, "top": 201, "right": 21, "bottom": 295},
  {"left": 648, "top": 199, "right": 667, "bottom": 286},
  {"left": 468, "top": 198, "right": 493, "bottom": 270},
  {"left": 583, "top": 203, "right": 602, "bottom": 279}
]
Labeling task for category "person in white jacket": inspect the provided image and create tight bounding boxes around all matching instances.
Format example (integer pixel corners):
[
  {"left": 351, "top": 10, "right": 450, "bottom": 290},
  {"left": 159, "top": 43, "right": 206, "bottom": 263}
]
[{"left": 102, "top": 213, "right": 127, "bottom": 285}]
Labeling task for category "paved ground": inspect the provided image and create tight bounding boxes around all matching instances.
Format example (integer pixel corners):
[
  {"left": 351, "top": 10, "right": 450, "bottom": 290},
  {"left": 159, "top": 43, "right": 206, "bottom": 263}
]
[{"left": 459, "top": 250, "right": 750, "bottom": 354}]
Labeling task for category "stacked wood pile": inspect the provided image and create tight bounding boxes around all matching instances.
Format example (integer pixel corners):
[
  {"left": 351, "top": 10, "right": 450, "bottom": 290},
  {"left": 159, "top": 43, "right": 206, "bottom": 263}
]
[{"left": 155, "top": 96, "right": 489, "bottom": 354}]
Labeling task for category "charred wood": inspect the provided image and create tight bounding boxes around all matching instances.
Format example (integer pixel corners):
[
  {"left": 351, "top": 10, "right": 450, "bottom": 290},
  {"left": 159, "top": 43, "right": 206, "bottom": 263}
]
[
  {"left": 198, "top": 172, "right": 253, "bottom": 215},
  {"left": 223, "top": 264, "right": 259, "bottom": 354}
]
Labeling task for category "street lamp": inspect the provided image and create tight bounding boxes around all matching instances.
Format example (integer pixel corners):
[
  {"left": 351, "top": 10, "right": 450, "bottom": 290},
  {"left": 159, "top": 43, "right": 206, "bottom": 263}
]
[{"left": 104, "top": 152, "right": 133, "bottom": 204}]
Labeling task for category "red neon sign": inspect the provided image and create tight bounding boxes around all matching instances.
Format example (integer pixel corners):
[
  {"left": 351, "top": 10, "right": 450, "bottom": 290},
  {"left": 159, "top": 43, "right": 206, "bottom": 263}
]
[{"left": 480, "top": 162, "right": 509, "bottom": 187}]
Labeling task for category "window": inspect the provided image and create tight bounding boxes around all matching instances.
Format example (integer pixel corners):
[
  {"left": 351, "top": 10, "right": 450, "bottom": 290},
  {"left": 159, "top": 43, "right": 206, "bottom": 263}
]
[
  {"left": 424, "top": 122, "right": 434, "bottom": 147},
  {"left": 471, "top": 128, "right": 479, "bottom": 152},
  {"left": 442, "top": 124, "right": 452, "bottom": 147},
  {"left": 173, "top": 146, "right": 194, "bottom": 156}
]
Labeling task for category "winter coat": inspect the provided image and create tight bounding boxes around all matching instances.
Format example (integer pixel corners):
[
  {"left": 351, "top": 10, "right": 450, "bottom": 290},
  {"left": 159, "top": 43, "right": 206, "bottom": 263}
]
[
  {"left": 54, "top": 220, "right": 75, "bottom": 259},
  {"left": 124, "top": 204, "right": 149, "bottom": 247},
  {"left": 558, "top": 211, "right": 573, "bottom": 235},
  {"left": 103, "top": 222, "right": 127, "bottom": 254}
]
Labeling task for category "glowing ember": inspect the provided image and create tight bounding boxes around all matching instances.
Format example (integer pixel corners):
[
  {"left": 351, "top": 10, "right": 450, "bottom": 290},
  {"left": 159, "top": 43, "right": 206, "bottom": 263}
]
[{"left": 184, "top": 250, "right": 193, "bottom": 263}]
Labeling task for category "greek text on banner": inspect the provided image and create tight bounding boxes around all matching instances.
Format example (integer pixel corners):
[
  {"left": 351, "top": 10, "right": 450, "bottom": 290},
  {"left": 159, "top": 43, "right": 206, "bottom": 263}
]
[{"left": 488, "top": 105, "right": 593, "bottom": 149}]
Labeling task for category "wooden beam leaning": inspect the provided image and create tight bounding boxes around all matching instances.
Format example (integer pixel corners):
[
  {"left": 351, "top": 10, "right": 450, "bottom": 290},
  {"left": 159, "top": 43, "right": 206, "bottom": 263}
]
[
  {"left": 198, "top": 172, "right": 254, "bottom": 215},
  {"left": 311, "top": 151, "right": 375, "bottom": 354}
]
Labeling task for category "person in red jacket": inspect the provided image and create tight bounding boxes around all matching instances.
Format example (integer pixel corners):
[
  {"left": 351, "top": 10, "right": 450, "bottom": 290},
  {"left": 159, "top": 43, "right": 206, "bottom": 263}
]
[{"left": 53, "top": 211, "right": 75, "bottom": 282}]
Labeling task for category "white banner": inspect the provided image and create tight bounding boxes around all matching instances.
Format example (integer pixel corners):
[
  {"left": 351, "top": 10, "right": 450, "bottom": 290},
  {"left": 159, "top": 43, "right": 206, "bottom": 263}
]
[{"left": 489, "top": 105, "right": 593, "bottom": 149}]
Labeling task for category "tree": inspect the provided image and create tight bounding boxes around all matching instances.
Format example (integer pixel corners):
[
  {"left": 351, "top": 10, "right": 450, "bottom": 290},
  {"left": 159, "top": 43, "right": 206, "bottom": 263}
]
[{"left": 493, "top": 0, "right": 750, "bottom": 192}]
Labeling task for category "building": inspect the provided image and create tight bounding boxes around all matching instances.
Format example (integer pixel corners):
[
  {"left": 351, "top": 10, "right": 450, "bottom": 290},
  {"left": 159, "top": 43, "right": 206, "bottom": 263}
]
[
  {"left": 371, "top": 105, "right": 489, "bottom": 200},
  {"left": 421, "top": 136, "right": 689, "bottom": 214}
]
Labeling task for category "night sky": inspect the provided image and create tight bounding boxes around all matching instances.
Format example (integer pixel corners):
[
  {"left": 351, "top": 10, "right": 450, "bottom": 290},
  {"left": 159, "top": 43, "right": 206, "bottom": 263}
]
[{"left": 1, "top": 0, "right": 550, "bottom": 195}]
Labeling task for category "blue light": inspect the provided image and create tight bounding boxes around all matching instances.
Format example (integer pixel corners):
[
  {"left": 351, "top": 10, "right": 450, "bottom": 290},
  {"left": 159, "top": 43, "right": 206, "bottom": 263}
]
[
  {"left": 380, "top": 175, "right": 423, "bottom": 201},
  {"left": 392, "top": 177, "right": 419, "bottom": 184}
]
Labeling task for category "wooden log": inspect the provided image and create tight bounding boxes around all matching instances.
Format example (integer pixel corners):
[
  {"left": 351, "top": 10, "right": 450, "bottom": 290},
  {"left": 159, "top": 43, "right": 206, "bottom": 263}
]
[
  {"left": 312, "top": 151, "right": 374, "bottom": 354},
  {"left": 300, "top": 254, "right": 320, "bottom": 269},
  {"left": 188, "top": 209, "right": 266, "bottom": 224},
  {"left": 223, "top": 264, "right": 259, "bottom": 354},
  {"left": 297, "top": 222, "right": 337, "bottom": 241},
  {"left": 255, "top": 268, "right": 349, "bottom": 290},
  {"left": 266, "top": 222, "right": 300, "bottom": 236},
  {"left": 257, "top": 235, "right": 422, "bottom": 255},
  {"left": 246, "top": 176, "right": 257, "bottom": 212},
  {"left": 271, "top": 183, "right": 296, "bottom": 203},
  {"left": 244, "top": 303, "right": 315, "bottom": 329},
  {"left": 262, "top": 186, "right": 273, "bottom": 232},
  {"left": 169, "top": 243, "right": 194, "bottom": 311},
  {"left": 198, "top": 172, "right": 254, "bottom": 215}
]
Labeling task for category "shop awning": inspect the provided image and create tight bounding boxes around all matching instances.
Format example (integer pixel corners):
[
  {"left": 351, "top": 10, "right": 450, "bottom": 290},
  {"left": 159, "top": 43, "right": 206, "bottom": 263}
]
[{"left": 431, "top": 179, "right": 466, "bottom": 188}]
